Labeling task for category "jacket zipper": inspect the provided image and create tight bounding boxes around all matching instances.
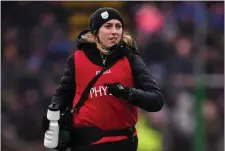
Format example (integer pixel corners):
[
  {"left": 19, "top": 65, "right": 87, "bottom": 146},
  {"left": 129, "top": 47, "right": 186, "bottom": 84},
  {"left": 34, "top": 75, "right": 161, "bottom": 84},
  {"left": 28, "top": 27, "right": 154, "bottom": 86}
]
[
  {"left": 100, "top": 49, "right": 116, "bottom": 66},
  {"left": 102, "top": 57, "right": 107, "bottom": 65}
]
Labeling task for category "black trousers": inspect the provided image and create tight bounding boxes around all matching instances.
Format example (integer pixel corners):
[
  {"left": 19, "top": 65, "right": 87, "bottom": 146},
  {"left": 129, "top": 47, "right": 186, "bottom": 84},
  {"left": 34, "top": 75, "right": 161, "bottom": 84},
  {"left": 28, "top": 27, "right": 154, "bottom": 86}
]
[{"left": 71, "top": 136, "right": 138, "bottom": 151}]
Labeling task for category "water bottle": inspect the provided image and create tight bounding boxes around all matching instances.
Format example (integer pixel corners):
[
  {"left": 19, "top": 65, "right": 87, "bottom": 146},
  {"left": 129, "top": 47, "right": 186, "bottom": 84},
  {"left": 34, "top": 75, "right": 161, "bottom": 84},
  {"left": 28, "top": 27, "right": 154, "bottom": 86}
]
[{"left": 44, "top": 103, "right": 60, "bottom": 148}]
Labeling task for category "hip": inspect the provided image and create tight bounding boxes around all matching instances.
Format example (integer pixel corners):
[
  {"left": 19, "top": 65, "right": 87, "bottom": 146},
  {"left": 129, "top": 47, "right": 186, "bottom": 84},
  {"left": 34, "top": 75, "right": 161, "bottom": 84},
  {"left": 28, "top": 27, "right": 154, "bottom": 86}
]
[
  {"left": 70, "top": 125, "right": 137, "bottom": 147},
  {"left": 71, "top": 131, "right": 138, "bottom": 151}
]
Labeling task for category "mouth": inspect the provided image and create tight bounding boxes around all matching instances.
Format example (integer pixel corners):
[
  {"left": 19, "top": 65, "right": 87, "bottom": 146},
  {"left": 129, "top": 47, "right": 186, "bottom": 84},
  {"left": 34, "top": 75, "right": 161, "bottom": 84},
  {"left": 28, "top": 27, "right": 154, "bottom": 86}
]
[{"left": 109, "top": 37, "right": 117, "bottom": 41}]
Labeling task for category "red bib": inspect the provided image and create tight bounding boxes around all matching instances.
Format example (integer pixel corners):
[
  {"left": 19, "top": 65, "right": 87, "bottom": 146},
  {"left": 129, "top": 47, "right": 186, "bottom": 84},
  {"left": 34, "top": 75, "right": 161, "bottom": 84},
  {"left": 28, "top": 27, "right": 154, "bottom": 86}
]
[{"left": 73, "top": 50, "right": 138, "bottom": 130}]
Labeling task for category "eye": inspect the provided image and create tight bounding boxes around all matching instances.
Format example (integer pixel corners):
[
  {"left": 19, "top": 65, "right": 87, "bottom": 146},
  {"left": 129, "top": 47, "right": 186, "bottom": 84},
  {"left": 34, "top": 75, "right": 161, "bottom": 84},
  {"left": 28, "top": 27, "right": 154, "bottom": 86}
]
[
  {"left": 105, "top": 24, "right": 111, "bottom": 28},
  {"left": 116, "top": 25, "right": 122, "bottom": 29}
]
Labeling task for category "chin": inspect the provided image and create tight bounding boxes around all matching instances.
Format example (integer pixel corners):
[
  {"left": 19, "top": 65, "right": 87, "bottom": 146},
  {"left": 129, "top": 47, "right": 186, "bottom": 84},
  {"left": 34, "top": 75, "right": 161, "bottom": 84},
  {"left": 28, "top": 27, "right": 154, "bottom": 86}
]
[{"left": 108, "top": 42, "right": 118, "bottom": 47}]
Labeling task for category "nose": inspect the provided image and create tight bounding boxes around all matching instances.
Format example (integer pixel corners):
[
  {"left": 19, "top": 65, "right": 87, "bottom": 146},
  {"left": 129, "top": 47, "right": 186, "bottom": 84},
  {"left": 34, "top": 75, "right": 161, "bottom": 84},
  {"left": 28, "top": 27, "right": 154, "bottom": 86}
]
[{"left": 111, "top": 27, "right": 118, "bottom": 35}]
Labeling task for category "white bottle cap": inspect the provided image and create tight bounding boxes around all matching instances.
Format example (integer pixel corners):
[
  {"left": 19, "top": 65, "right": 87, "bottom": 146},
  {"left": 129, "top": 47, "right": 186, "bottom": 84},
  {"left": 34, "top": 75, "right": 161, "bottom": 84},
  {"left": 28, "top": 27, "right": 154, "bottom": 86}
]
[{"left": 47, "top": 109, "right": 60, "bottom": 121}]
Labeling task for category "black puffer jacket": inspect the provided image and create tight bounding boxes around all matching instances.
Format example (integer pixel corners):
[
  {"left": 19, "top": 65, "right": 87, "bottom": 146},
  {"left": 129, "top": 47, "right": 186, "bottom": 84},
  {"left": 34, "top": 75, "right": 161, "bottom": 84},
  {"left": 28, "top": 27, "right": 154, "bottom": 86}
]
[{"left": 51, "top": 30, "right": 164, "bottom": 112}]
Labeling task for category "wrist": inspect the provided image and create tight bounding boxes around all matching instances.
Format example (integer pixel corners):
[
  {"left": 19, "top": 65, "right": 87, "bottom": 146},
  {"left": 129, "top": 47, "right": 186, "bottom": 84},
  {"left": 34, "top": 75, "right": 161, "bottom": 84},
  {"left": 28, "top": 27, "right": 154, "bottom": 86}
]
[
  {"left": 126, "top": 88, "right": 133, "bottom": 104},
  {"left": 122, "top": 87, "right": 132, "bottom": 103}
]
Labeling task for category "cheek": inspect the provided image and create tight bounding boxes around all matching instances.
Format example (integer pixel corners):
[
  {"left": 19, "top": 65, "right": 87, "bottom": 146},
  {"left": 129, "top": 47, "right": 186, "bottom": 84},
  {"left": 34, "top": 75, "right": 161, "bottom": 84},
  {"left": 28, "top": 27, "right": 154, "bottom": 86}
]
[
  {"left": 101, "top": 35, "right": 109, "bottom": 43},
  {"left": 99, "top": 34, "right": 106, "bottom": 43},
  {"left": 118, "top": 30, "right": 123, "bottom": 39}
]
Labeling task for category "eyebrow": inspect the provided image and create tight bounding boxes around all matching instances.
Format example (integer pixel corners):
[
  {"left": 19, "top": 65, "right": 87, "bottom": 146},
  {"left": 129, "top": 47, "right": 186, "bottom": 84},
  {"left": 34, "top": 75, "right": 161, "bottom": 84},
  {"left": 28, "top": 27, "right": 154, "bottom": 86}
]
[{"left": 105, "top": 23, "right": 122, "bottom": 25}]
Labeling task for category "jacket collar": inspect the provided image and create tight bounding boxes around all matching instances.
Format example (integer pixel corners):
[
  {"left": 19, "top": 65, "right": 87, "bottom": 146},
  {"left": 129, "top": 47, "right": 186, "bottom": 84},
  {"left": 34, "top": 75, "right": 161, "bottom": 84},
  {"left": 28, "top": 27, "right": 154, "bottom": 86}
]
[{"left": 76, "top": 30, "right": 138, "bottom": 66}]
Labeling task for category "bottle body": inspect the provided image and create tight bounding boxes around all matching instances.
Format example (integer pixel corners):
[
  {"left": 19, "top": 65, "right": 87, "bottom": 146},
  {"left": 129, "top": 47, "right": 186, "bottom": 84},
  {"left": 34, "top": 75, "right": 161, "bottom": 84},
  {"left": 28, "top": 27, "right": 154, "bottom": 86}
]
[
  {"left": 44, "top": 106, "right": 60, "bottom": 148},
  {"left": 44, "top": 120, "right": 59, "bottom": 148}
]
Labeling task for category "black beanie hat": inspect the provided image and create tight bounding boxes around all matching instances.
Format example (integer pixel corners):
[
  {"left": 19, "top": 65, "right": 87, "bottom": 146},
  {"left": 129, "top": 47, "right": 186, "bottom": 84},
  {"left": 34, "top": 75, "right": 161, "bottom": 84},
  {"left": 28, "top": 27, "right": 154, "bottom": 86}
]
[{"left": 89, "top": 7, "right": 124, "bottom": 32}]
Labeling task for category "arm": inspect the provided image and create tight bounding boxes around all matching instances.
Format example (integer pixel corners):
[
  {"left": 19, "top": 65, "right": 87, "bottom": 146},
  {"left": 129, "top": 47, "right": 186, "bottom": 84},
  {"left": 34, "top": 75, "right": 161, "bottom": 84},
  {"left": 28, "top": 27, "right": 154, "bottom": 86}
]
[
  {"left": 128, "top": 53, "right": 164, "bottom": 112},
  {"left": 51, "top": 55, "right": 75, "bottom": 111}
]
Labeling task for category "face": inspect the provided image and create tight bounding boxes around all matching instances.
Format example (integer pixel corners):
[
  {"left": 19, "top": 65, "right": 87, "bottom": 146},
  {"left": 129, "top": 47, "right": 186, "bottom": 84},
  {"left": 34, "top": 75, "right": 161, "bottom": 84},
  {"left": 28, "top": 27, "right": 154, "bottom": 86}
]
[{"left": 97, "top": 19, "right": 123, "bottom": 48}]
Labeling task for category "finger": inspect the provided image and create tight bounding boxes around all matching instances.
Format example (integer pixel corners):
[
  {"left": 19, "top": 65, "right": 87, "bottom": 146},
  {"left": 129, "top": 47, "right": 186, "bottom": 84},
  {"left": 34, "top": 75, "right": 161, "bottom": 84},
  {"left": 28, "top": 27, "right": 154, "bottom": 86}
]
[
  {"left": 106, "top": 87, "right": 111, "bottom": 94},
  {"left": 114, "top": 82, "right": 121, "bottom": 85},
  {"left": 104, "top": 83, "right": 111, "bottom": 87},
  {"left": 107, "top": 90, "right": 110, "bottom": 95}
]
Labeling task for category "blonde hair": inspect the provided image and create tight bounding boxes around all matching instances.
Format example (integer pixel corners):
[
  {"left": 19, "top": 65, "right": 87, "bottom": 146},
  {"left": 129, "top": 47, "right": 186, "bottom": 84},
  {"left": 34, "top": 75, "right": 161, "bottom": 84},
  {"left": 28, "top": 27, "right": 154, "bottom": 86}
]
[{"left": 81, "top": 31, "right": 134, "bottom": 55}]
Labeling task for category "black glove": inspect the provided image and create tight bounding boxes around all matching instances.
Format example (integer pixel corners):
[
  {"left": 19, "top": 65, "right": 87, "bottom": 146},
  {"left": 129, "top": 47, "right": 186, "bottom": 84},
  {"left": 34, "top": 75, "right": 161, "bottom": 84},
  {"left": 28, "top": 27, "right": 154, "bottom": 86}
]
[
  {"left": 57, "top": 109, "right": 73, "bottom": 151},
  {"left": 104, "top": 82, "right": 131, "bottom": 101},
  {"left": 42, "top": 103, "right": 60, "bottom": 132},
  {"left": 42, "top": 108, "right": 72, "bottom": 151},
  {"left": 42, "top": 114, "right": 49, "bottom": 132},
  {"left": 59, "top": 108, "right": 73, "bottom": 131}
]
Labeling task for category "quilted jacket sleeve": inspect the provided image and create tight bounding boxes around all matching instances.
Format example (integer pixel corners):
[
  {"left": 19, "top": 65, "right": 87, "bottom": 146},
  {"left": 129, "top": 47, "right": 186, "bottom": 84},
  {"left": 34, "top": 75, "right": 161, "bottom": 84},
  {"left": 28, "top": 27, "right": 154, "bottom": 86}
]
[
  {"left": 51, "top": 55, "right": 75, "bottom": 111},
  {"left": 127, "top": 53, "right": 164, "bottom": 112}
]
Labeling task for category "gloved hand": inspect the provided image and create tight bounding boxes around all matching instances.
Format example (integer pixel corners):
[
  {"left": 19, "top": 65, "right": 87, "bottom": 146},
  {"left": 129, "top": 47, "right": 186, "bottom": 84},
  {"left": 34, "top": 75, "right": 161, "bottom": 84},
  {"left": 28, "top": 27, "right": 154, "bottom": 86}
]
[
  {"left": 56, "top": 110, "right": 72, "bottom": 151},
  {"left": 42, "top": 114, "right": 49, "bottom": 132},
  {"left": 104, "top": 82, "right": 131, "bottom": 100},
  {"left": 42, "top": 108, "right": 72, "bottom": 151}
]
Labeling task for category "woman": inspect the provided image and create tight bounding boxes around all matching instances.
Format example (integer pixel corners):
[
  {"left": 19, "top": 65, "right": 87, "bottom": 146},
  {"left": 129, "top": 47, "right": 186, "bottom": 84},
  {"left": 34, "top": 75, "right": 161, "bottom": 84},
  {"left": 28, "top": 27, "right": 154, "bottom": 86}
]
[{"left": 43, "top": 7, "right": 164, "bottom": 151}]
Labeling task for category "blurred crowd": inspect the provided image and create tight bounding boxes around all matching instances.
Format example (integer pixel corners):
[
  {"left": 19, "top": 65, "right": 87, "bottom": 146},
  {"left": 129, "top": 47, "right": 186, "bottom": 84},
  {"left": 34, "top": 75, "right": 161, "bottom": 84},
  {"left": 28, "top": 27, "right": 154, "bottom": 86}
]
[{"left": 2, "top": 2, "right": 224, "bottom": 151}]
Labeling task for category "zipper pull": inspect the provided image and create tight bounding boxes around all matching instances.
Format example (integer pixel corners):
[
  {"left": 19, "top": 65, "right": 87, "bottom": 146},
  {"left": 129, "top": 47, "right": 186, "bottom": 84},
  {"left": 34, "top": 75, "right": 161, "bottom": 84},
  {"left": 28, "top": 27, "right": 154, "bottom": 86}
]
[{"left": 103, "top": 59, "right": 106, "bottom": 65}]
